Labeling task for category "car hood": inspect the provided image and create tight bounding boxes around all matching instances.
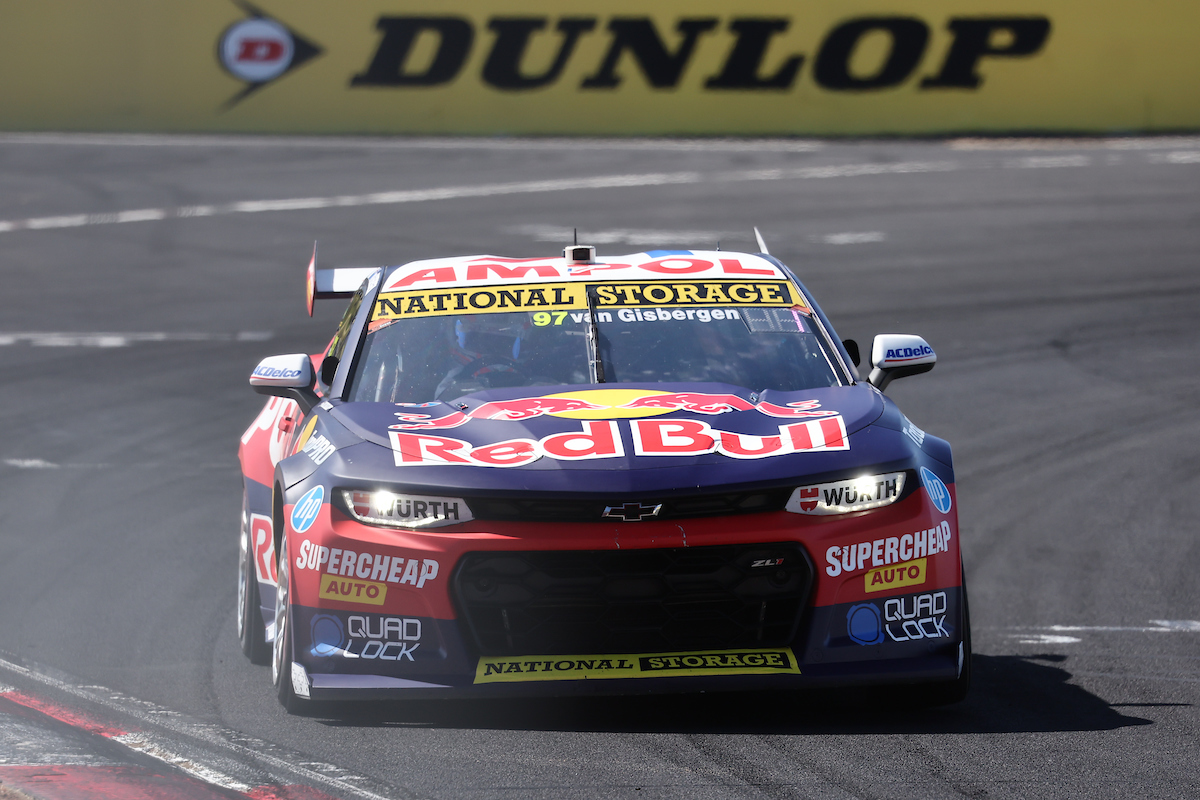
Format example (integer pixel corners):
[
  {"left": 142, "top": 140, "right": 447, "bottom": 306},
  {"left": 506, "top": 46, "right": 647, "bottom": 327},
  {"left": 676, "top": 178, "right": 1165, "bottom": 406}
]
[{"left": 325, "top": 382, "right": 898, "bottom": 495}]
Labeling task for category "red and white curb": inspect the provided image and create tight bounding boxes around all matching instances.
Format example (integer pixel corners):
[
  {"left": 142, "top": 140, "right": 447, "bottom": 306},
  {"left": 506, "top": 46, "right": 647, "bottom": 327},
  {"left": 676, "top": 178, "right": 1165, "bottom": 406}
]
[{"left": 0, "top": 659, "right": 407, "bottom": 800}]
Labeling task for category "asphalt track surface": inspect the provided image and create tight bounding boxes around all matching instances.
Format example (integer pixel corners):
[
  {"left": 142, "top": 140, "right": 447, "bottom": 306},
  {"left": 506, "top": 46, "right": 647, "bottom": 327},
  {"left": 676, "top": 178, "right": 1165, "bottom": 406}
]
[{"left": 1, "top": 133, "right": 1198, "bottom": 799}]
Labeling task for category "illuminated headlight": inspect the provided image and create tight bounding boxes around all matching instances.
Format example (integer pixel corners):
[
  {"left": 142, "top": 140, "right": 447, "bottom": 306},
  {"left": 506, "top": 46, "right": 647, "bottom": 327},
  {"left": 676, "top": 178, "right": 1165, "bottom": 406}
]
[
  {"left": 341, "top": 489, "right": 473, "bottom": 529},
  {"left": 785, "top": 472, "right": 906, "bottom": 516}
]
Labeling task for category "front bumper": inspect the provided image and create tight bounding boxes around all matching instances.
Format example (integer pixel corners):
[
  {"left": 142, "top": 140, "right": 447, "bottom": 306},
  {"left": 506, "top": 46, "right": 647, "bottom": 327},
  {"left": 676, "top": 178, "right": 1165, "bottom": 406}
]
[{"left": 280, "top": 478, "right": 965, "bottom": 701}]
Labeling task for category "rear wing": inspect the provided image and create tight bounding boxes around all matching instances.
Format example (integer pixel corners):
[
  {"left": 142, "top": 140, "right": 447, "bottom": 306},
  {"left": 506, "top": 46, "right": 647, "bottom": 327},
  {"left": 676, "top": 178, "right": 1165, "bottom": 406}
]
[{"left": 304, "top": 242, "right": 384, "bottom": 316}]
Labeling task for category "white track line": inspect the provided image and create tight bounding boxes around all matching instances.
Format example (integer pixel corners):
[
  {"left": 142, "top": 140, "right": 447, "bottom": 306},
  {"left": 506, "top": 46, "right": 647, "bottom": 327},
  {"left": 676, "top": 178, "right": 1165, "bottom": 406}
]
[
  {"left": 1149, "top": 150, "right": 1200, "bottom": 164},
  {"left": 112, "top": 733, "right": 252, "bottom": 794},
  {"left": 0, "top": 332, "right": 272, "bottom": 347},
  {"left": 0, "top": 161, "right": 955, "bottom": 236},
  {"left": 4, "top": 148, "right": 1193, "bottom": 237},
  {"left": 512, "top": 224, "right": 742, "bottom": 245},
  {"left": 0, "top": 656, "right": 402, "bottom": 800},
  {"left": 817, "top": 231, "right": 886, "bottom": 245},
  {"left": 951, "top": 136, "right": 1200, "bottom": 150},
  {"left": 1006, "top": 155, "right": 1092, "bottom": 169},
  {"left": 1042, "top": 622, "right": 1200, "bottom": 633},
  {"left": 1000, "top": 620, "right": 1200, "bottom": 643},
  {"left": 1008, "top": 633, "right": 1083, "bottom": 645}
]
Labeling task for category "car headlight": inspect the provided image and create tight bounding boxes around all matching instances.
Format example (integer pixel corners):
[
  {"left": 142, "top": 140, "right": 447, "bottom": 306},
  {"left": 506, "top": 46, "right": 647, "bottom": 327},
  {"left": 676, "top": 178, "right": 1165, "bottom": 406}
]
[
  {"left": 785, "top": 471, "right": 906, "bottom": 516},
  {"left": 340, "top": 489, "right": 474, "bottom": 529}
]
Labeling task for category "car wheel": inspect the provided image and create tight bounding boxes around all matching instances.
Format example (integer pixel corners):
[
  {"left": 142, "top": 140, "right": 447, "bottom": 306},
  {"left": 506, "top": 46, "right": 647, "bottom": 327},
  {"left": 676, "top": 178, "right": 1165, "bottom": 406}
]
[
  {"left": 271, "top": 535, "right": 304, "bottom": 713},
  {"left": 237, "top": 491, "right": 270, "bottom": 665},
  {"left": 918, "top": 572, "right": 972, "bottom": 706}
]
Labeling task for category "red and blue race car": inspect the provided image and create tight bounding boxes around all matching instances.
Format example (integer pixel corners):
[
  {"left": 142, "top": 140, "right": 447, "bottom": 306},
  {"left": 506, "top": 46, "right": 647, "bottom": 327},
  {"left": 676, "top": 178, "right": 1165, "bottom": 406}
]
[{"left": 237, "top": 242, "right": 968, "bottom": 712}]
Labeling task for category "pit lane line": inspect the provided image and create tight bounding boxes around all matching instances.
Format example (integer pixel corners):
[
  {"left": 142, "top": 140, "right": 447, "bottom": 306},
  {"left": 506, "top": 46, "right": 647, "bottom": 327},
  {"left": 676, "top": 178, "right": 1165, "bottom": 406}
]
[
  {"left": 0, "top": 659, "right": 407, "bottom": 800},
  {"left": 1, "top": 149, "right": 1196, "bottom": 238}
]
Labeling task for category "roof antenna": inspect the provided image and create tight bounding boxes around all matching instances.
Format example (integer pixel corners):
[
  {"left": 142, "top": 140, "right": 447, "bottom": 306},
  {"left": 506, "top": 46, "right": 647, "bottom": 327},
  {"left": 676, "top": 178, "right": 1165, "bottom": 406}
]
[
  {"left": 574, "top": 228, "right": 578, "bottom": 246},
  {"left": 716, "top": 240, "right": 721, "bottom": 251},
  {"left": 753, "top": 226, "right": 770, "bottom": 255}
]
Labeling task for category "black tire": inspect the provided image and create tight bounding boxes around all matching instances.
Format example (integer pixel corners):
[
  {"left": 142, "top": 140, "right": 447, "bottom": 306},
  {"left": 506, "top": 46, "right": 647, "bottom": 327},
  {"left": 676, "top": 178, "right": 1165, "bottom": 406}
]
[
  {"left": 237, "top": 491, "right": 270, "bottom": 665},
  {"left": 271, "top": 535, "right": 304, "bottom": 713},
  {"left": 918, "top": 574, "right": 972, "bottom": 706}
]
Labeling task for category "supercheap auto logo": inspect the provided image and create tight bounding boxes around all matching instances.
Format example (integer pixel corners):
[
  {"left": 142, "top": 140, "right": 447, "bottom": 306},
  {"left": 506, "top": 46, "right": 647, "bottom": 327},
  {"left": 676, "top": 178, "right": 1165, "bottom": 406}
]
[{"left": 295, "top": 540, "right": 440, "bottom": 608}]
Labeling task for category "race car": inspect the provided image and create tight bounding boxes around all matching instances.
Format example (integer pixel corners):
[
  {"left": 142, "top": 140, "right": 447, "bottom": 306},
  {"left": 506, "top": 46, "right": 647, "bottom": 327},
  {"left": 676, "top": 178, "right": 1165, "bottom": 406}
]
[{"left": 237, "top": 241, "right": 969, "bottom": 712}]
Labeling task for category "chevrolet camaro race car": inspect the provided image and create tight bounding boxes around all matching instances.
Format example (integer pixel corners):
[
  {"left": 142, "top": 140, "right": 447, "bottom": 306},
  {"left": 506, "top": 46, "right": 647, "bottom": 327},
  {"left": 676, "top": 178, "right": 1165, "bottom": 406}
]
[{"left": 237, "top": 241, "right": 969, "bottom": 712}]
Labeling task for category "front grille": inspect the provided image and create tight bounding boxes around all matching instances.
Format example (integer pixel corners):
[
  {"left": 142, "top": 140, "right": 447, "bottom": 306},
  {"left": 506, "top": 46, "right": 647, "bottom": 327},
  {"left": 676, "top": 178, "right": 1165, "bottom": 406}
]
[
  {"left": 453, "top": 543, "right": 812, "bottom": 656},
  {"left": 465, "top": 489, "right": 791, "bottom": 523}
]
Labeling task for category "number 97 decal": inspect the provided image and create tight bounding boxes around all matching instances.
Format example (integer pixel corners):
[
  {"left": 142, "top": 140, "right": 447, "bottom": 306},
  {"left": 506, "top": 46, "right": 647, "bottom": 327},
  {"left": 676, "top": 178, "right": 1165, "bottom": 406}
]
[{"left": 533, "top": 311, "right": 569, "bottom": 326}]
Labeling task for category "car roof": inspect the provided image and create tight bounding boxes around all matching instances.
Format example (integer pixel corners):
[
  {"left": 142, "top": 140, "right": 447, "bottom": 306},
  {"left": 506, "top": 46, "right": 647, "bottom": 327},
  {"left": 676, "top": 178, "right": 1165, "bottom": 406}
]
[{"left": 379, "top": 250, "right": 789, "bottom": 292}]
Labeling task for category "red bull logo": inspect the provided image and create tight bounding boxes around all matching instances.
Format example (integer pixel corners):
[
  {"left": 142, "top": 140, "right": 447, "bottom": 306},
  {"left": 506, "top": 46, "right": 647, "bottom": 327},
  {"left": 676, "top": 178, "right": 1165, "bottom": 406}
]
[
  {"left": 620, "top": 392, "right": 755, "bottom": 414},
  {"left": 476, "top": 396, "right": 609, "bottom": 420},
  {"left": 393, "top": 390, "right": 837, "bottom": 430},
  {"left": 389, "top": 415, "right": 848, "bottom": 467}
]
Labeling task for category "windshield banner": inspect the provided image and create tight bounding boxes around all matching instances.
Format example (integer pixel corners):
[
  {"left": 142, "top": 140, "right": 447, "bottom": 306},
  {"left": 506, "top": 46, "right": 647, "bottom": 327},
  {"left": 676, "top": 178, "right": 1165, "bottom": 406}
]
[{"left": 372, "top": 280, "right": 803, "bottom": 321}]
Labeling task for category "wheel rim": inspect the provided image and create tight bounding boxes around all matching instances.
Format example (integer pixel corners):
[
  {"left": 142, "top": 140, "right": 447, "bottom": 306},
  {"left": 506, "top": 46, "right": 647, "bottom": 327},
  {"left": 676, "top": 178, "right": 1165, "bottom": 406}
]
[{"left": 271, "top": 537, "right": 289, "bottom": 686}]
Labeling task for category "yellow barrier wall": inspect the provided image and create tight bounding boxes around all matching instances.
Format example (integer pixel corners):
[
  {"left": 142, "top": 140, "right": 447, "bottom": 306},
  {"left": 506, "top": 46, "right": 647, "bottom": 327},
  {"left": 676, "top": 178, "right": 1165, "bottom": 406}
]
[{"left": 2, "top": 1, "right": 1197, "bottom": 134}]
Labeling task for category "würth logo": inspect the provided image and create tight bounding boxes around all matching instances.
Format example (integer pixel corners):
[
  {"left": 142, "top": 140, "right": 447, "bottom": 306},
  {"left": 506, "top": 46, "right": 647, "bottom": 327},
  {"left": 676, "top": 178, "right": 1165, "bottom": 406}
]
[
  {"left": 602, "top": 502, "right": 663, "bottom": 522},
  {"left": 218, "top": 1, "right": 323, "bottom": 107}
]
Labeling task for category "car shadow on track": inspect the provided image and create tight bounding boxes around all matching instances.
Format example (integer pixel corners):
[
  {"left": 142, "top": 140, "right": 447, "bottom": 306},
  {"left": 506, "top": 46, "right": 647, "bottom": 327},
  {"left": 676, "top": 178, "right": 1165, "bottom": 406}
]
[{"left": 310, "top": 654, "right": 1152, "bottom": 734}]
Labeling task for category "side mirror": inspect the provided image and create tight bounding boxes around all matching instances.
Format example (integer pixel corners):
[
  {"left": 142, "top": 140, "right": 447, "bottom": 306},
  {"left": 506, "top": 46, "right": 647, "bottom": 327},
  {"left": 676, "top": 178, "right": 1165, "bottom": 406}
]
[
  {"left": 250, "top": 354, "right": 320, "bottom": 413},
  {"left": 319, "top": 355, "right": 339, "bottom": 388},
  {"left": 868, "top": 334, "right": 936, "bottom": 392},
  {"left": 842, "top": 339, "right": 861, "bottom": 367}
]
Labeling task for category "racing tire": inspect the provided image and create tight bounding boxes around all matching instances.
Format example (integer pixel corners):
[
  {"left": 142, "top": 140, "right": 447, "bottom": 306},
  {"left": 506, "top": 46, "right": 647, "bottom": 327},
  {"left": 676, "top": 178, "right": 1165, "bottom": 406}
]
[
  {"left": 271, "top": 535, "right": 305, "bottom": 714},
  {"left": 917, "top": 574, "right": 972, "bottom": 707},
  {"left": 237, "top": 493, "right": 270, "bottom": 665}
]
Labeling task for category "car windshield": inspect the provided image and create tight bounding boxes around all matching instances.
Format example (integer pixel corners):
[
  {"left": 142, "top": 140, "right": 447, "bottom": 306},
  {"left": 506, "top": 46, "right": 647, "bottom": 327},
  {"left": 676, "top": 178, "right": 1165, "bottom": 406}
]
[{"left": 348, "top": 296, "right": 844, "bottom": 403}]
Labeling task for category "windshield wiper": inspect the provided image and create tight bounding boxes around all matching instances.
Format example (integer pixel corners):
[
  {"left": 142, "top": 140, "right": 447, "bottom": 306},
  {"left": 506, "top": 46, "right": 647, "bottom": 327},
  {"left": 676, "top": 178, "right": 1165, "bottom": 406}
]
[{"left": 585, "top": 288, "right": 606, "bottom": 384}]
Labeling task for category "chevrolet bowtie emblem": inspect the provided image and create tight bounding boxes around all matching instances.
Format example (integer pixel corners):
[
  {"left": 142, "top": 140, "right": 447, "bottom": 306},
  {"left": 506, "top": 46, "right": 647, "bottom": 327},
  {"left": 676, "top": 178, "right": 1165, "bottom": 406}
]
[{"left": 602, "top": 502, "right": 662, "bottom": 522}]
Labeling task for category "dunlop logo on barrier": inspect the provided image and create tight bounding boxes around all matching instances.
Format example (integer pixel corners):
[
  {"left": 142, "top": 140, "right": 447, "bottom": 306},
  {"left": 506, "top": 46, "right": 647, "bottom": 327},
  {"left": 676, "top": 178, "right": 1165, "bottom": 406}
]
[
  {"left": 349, "top": 15, "right": 1051, "bottom": 94},
  {"left": 16, "top": 0, "right": 1200, "bottom": 136},
  {"left": 372, "top": 280, "right": 800, "bottom": 320},
  {"left": 474, "top": 648, "right": 799, "bottom": 683}
]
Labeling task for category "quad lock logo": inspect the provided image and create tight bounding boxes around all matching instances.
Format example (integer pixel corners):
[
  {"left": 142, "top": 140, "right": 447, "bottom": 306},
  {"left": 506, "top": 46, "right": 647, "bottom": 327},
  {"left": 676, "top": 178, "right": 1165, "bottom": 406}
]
[
  {"left": 846, "top": 591, "right": 950, "bottom": 646},
  {"left": 216, "top": 10, "right": 1050, "bottom": 106},
  {"left": 309, "top": 613, "right": 422, "bottom": 661}
]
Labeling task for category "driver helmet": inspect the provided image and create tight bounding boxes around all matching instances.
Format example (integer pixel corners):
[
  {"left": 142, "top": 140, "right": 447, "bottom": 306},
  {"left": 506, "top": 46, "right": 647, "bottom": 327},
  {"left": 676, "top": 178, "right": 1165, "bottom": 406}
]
[{"left": 451, "top": 315, "right": 531, "bottom": 364}]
